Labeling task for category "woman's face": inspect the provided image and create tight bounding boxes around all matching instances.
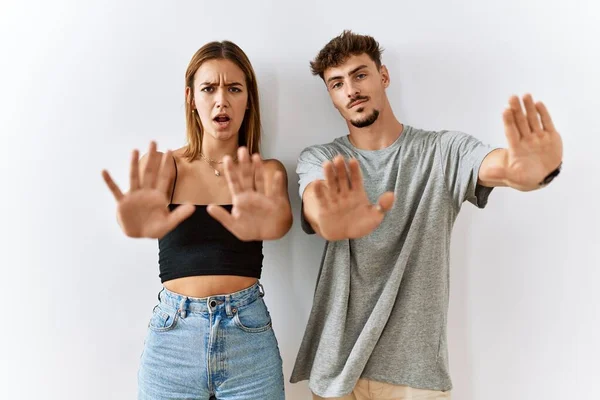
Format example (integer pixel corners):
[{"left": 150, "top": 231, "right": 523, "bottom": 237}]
[{"left": 188, "top": 59, "right": 249, "bottom": 143}]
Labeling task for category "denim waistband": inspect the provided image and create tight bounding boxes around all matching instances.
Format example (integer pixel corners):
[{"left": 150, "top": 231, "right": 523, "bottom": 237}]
[{"left": 157, "top": 281, "right": 264, "bottom": 318}]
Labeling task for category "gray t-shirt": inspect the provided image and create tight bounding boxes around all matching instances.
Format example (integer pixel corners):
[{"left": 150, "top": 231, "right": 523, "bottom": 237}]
[{"left": 291, "top": 125, "right": 496, "bottom": 397}]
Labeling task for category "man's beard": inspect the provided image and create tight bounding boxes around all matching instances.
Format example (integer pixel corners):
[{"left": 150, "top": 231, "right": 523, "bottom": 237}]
[{"left": 350, "top": 108, "right": 380, "bottom": 128}]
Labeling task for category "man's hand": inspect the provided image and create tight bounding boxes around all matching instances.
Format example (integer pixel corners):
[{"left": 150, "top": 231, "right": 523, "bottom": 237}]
[
  {"left": 303, "top": 156, "right": 395, "bottom": 241},
  {"left": 480, "top": 94, "right": 563, "bottom": 191}
]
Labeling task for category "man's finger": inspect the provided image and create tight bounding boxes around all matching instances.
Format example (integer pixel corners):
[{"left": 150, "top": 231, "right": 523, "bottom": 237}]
[
  {"left": 509, "top": 95, "right": 531, "bottom": 137},
  {"left": 348, "top": 158, "right": 365, "bottom": 192},
  {"left": 334, "top": 156, "right": 350, "bottom": 197},
  {"left": 536, "top": 101, "right": 557, "bottom": 133},
  {"left": 323, "top": 161, "right": 340, "bottom": 201},
  {"left": 503, "top": 108, "right": 520, "bottom": 149},
  {"left": 523, "top": 94, "right": 542, "bottom": 133},
  {"left": 375, "top": 192, "right": 395, "bottom": 213}
]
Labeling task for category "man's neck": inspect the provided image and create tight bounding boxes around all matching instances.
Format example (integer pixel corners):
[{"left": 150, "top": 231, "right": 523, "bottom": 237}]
[{"left": 346, "top": 105, "right": 404, "bottom": 150}]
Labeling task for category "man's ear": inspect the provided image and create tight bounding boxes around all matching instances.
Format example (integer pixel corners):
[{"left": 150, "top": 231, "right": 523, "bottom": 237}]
[{"left": 380, "top": 65, "right": 390, "bottom": 88}]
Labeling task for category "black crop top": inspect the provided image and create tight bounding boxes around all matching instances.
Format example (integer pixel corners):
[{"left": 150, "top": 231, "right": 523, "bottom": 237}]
[{"left": 157, "top": 158, "right": 263, "bottom": 283}]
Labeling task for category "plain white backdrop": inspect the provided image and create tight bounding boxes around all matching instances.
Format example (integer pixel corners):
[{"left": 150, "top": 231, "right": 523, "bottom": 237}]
[{"left": 1, "top": 0, "right": 598, "bottom": 399}]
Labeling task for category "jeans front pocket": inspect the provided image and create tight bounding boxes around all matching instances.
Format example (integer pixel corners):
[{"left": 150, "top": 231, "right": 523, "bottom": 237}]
[
  {"left": 233, "top": 298, "right": 273, "bottom": 333},
  {"left": 147, "top": 304, "right": 179, "bottom": 332}
]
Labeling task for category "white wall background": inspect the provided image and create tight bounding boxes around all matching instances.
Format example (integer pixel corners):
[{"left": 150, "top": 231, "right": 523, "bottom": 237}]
[{"left": 1, "top": 0, "right": 598, "bottom": 399}]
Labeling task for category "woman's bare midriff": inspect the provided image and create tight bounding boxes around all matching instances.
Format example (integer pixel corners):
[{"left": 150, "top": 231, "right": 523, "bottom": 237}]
[{"left": 163, "top": 275, "right": 258, "bottom": 298}]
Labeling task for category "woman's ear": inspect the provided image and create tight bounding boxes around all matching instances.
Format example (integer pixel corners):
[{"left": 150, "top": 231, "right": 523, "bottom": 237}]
[{"left": 185, "top": 86, "right": 195, "bottom": 109}]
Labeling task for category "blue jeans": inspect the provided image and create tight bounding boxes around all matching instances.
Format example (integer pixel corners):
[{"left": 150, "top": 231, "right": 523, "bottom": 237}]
[{"left": 138, "top": 282, "right": 285, "bottom": 399}]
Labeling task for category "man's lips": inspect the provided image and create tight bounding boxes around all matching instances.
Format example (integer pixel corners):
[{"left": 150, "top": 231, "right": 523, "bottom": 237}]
[{"left": 348, "top": 98, "right": 368, "bottom": 108}]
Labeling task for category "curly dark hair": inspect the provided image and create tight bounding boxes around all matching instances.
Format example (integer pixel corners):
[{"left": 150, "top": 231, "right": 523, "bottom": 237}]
[{"left": 310, "top": 30, "right": 384, "bottom": 80}]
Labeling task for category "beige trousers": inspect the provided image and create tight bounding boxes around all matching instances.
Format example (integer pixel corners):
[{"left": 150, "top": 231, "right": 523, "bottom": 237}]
[{"left": 312, "top": 379, "right": 451, "bottom": 400}]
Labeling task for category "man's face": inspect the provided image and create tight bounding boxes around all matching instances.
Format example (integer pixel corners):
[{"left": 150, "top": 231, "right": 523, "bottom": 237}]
[{"left": 323, "top": 53, "right": 390, "bottom": 128}]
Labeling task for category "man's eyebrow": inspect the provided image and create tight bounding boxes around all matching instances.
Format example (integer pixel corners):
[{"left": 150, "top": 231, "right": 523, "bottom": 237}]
[{"left": 326, "top": 65, "right": 368, "bottom": 84}]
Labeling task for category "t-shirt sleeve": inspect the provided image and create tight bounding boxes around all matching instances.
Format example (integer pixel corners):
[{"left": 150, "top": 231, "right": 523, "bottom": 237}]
[
  {"left": 296, "top": 146, "right": 330, "bottom": 234},
  {"left": 296, "top": 146, "right": 329, "bottom": 200},
  {"left": 438, "top": 130, "right": 497, "bottom": 210}
]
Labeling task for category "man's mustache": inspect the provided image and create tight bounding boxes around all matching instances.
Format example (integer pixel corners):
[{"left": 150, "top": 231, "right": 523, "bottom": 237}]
[{"left": 347, "top": 96, "right": 369, "bottom": 109}]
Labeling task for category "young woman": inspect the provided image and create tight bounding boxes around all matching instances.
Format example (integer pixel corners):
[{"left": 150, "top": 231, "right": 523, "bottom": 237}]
[{"left": 102, "top": 41, "right": 292, "bottom": 400}]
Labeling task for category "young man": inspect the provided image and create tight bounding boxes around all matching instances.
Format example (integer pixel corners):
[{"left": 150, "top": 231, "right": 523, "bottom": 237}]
[{"left": 291, "top": 30, "right": 563, "bottom": 400}]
